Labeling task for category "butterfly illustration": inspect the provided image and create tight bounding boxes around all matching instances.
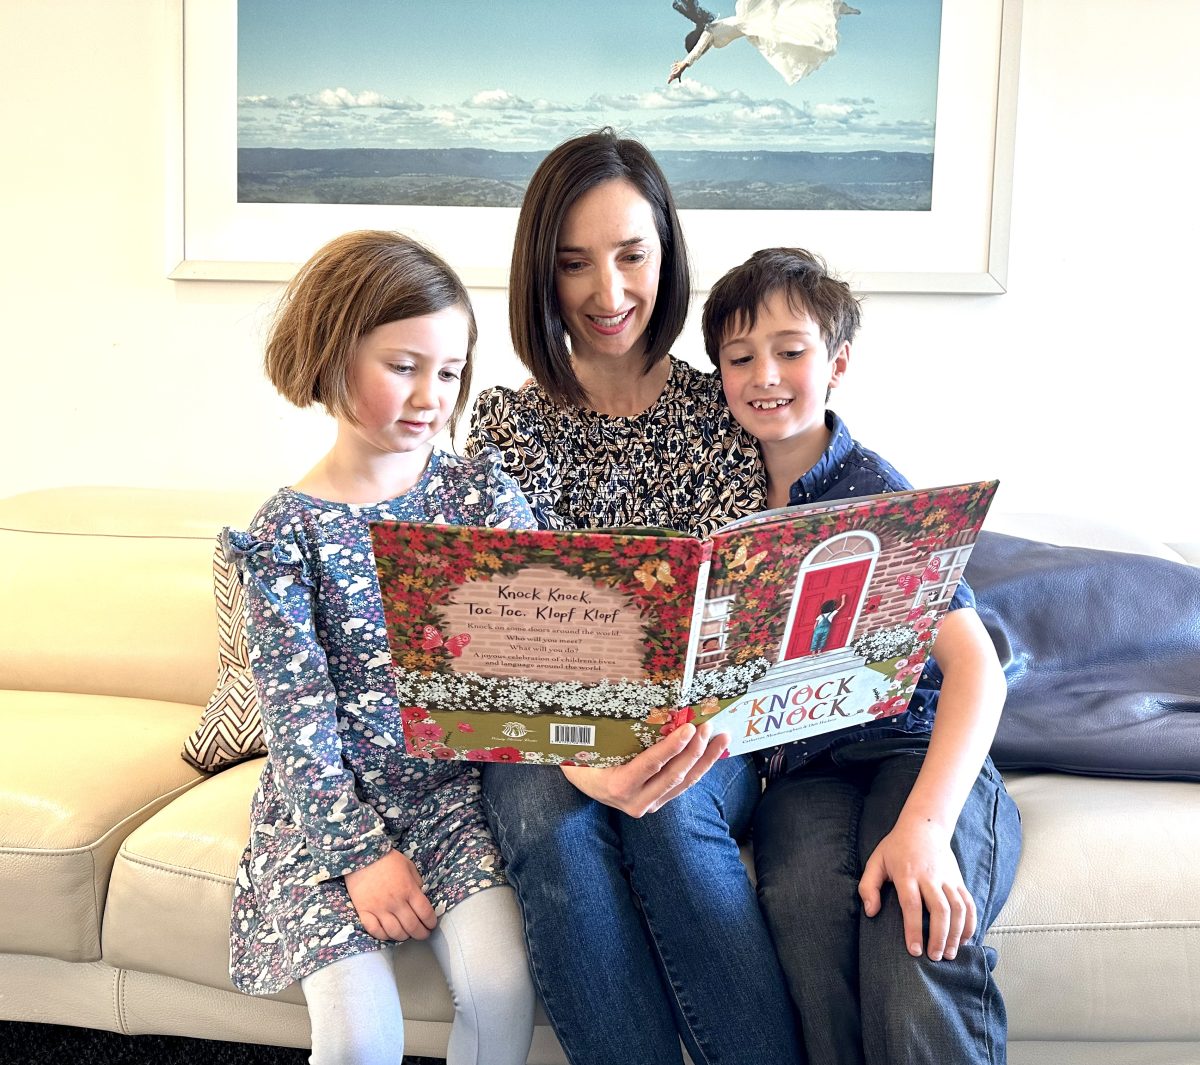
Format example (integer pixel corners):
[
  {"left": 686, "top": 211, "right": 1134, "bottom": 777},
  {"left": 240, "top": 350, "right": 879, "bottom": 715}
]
[
  {"left": 921, "top": 556, "right": 942, "bottom": 583},
  {"left": 896, "top": 572, "right": 923, "bottom": 596},
  {"left": 634, "top": 558, "right": 675, "bottom": 590},
  {"left": 727, "top": 543, "right": 768, "bottom": 576},
  {"left": 420, "top": 625, "right": 471, "bottom": 656}
]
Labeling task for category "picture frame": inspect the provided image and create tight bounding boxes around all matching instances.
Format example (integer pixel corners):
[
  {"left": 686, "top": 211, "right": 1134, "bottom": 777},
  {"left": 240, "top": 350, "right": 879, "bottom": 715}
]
[{"left": 168, "top": 0, "right": 1022, "bottom": 294}]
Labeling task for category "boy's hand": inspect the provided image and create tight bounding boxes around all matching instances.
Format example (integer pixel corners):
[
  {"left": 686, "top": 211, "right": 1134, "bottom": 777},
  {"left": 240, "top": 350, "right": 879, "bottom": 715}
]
[
  {"left": 345, "top": 850, "right": 437, "bottom": 942},
  {"left": 561, "top": 722, "right": 729, "bottom": 817},
  {"left": 858, "top": 816, "right": 977, "bottom": 961}
]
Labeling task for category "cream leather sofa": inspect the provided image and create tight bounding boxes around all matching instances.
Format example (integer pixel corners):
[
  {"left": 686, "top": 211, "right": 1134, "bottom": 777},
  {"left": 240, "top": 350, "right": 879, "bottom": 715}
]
[{"left": 1, "top": 486, "right": 1198, "bottom": 1065}]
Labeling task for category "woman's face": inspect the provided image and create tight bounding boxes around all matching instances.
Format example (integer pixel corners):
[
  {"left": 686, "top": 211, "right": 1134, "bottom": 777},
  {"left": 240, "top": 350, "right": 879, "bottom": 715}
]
[{"left": 554, "top": 178, "right": 663, "bottom": 365}]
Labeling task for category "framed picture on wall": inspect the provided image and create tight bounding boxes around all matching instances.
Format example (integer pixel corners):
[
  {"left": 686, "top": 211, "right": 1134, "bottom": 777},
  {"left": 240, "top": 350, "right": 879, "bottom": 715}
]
[{"left": 169, "top": 0, "right": 1022, "bottom": 293}]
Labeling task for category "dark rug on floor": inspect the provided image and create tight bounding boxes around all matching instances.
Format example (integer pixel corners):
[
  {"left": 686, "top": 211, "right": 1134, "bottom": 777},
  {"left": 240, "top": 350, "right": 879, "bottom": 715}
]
[{"left": 0, "top": 1021, "right": 445, "bottom": 1064}]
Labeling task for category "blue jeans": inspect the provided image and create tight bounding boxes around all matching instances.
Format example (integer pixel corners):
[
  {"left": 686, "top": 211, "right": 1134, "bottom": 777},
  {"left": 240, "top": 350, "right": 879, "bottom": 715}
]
[
  {"left": 752, "top": 734, "right": 1022, "bottom": 1065},
  {"left": 481, "top": 755, "right": 803, "bottom": 1065}
]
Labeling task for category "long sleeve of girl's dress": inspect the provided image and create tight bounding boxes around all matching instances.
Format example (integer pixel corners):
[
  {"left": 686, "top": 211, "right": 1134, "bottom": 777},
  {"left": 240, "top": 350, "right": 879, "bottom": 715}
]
[{"left": 223, "top": 527, "right": 392, "bottom": 883}]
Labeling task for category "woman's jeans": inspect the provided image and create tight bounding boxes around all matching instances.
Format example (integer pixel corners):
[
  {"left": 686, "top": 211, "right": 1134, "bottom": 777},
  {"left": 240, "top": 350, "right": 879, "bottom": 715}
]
[
  {"left": 481, "top": 754, "right": 803, "bottom": 1065},
  {"left": 753, "top": 734, "right": 1023, "bottom": 1065}
]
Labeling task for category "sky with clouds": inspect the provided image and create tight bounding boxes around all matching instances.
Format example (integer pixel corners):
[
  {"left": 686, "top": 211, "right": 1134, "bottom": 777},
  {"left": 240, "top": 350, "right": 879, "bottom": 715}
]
[{"left": 238, "top": 0, "right": 943, "bottom": 154}]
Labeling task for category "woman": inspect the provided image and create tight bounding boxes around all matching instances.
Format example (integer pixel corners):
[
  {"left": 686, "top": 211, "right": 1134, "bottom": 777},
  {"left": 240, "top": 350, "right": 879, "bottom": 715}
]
[{"left": 466, "top": 129, "right": 802, "bottom": 1065}]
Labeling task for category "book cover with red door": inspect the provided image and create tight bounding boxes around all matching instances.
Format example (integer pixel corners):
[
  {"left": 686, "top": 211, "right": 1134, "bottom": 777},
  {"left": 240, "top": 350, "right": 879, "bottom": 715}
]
[
  {"left": 691, "top": 479, "right": 998, "bottom": 756},
  {"left": 371, "top": 480, "right": 998, "bottom": 765}
]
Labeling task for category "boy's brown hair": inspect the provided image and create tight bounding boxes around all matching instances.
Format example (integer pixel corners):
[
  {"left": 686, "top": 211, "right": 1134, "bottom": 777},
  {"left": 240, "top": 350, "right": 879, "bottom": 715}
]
[
  {"left": 702, "top": 247, "right": 861, "bottom": 365},
  {"left": 265, "top": 230, "right": 477, "bottom": 433}
]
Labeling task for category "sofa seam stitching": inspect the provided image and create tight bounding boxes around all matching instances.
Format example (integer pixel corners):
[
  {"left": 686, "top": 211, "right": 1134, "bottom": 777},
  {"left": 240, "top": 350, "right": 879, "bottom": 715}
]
[
  {"left": 114, "top": 850, "right": 235, "bottom": 887},
  {"left": 0, "top": 776, "right": 206, "bottom": 856}
]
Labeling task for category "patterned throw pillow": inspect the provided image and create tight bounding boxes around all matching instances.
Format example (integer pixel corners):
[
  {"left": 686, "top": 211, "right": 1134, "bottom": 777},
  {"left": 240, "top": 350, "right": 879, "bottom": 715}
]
[{"left": 181, "top": 538, "right": 266, "bottom": 771}]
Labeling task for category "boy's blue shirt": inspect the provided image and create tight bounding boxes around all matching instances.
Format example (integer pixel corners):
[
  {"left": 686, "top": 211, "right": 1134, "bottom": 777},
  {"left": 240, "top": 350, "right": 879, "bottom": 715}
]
[{"left": 759, "top": 410, "right": 975, "bottom": 777}]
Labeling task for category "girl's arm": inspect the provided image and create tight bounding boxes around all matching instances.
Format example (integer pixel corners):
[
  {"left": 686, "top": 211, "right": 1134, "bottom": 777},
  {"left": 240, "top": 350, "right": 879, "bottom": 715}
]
[
  {"left": 232, "top": 529, "right": 392, "bottom": 880},
  {"left": 857, "top": 606, "right": 1006, "bottom": 961},
  {"left": 236, "top": 527, "right": 437, "bottom": 939}
]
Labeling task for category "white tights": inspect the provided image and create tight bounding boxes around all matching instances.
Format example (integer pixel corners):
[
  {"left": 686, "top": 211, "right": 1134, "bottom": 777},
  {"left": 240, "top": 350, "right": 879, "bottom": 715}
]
[{"left": 300, "top": 887, "right": 535, "bottom": 1065}]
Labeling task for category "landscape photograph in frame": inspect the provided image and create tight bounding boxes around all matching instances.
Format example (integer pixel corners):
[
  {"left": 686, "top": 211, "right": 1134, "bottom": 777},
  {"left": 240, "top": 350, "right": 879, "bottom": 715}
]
[{"left": 236, "top": 0, "right": 944, "bottom": 212}]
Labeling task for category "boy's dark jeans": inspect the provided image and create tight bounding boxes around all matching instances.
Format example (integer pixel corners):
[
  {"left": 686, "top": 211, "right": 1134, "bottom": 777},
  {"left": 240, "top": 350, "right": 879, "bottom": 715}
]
[{"left": 754, "top": 734, "right": 1022, "bottom": 1065}]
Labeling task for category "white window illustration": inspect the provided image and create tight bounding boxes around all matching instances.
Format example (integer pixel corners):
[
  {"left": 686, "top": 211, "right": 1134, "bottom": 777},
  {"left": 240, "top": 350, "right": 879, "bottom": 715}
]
[
  {"left": 697, "top": 594, "right": 736, "bottom": 663},
  {"left": 912, "top": 545, "right": 974, "bottom": 609}
]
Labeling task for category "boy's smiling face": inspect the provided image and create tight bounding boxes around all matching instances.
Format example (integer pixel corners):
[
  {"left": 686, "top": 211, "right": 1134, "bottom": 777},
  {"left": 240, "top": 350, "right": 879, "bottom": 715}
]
[{"left": 717, "top": 290, "right": 848, "bottom": 470}]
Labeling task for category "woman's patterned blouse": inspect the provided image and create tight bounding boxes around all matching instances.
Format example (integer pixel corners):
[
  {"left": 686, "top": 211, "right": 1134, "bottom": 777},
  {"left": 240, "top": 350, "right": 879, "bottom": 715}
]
[{"left": 466, "top": 356, "right": 765, "bottom": 537}]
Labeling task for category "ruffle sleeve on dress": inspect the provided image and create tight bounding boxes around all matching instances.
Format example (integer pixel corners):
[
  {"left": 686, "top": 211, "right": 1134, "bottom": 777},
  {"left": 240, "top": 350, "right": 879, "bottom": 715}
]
[
  {"left": 221, "top": 526, "right": 316, "bottom": 629},
  {"left": 466, "top": 386, "right": 566, "bottom": 530},
  {"left": 438, "top": 446, "right": 539, "bottom": 531}
]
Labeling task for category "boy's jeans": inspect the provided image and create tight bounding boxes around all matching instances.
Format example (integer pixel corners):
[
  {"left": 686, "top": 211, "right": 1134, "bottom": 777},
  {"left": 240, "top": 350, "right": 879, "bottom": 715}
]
[
  {"left": 754, "top": 734, "right": 1022, "bottom": 1065},
  {"left": 481, "top": 754, "right": 803, "bottom": 1065}
]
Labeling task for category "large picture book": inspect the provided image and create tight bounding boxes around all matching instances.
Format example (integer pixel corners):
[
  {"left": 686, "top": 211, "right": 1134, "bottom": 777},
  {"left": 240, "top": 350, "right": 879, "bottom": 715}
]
[{"left": 371, "top": 480, "right": 998, "bottom": 766}]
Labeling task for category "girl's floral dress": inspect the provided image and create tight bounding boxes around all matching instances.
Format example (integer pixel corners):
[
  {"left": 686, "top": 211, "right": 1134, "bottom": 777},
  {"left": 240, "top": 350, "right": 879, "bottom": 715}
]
[{"left": 225, "top": 449, "right": 534, "bottom": 995}]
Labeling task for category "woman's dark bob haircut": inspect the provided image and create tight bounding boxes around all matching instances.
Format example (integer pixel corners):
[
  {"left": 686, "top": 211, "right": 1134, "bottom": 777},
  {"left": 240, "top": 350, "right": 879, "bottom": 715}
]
[{"left": 509, "top": 127, "right": 691, "bottom": 408}]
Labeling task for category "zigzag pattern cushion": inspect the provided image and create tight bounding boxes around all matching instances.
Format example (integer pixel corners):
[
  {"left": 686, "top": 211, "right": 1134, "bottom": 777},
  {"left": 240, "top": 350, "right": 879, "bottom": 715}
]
[{"left": 181, "top": 538, "right": 267, "bottom": 771}]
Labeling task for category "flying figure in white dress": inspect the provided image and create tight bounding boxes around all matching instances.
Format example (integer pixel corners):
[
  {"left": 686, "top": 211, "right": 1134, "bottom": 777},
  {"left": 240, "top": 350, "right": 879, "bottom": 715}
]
[{"left": 668, "top": 0, "right": 861, "bottom": 86}]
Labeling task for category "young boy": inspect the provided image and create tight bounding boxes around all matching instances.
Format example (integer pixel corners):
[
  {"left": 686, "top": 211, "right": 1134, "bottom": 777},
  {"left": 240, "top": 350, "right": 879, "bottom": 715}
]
[{"left": 703, "top": 247, "right": 1022, "bottom": 1065}]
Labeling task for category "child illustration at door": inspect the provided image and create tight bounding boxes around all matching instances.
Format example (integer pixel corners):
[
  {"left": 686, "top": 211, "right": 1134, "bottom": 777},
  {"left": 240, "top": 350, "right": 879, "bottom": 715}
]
[
  {"left": 784, "top": 554, "right": 871, "bottom": 661},
  {"left": 809, "top": 592, "right": 846, "bottom": 654}
]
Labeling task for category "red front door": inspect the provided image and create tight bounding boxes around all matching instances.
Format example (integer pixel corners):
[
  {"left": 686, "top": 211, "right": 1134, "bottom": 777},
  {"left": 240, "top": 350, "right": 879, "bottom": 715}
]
[{"left": 785, "top": 560, "right": 871, "bottom": 660}]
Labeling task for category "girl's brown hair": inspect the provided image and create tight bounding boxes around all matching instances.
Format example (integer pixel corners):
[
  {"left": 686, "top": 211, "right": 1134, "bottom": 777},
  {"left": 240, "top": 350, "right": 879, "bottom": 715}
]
[{"left": 265, "top": 230, "right": 477, "bottom": 433}]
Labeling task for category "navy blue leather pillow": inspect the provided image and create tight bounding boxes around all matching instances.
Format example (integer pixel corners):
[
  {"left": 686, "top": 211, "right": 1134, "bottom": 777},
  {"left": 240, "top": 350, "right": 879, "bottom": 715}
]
[{"left": 966, "top": 531, "right": 1200, "bottom": 780}]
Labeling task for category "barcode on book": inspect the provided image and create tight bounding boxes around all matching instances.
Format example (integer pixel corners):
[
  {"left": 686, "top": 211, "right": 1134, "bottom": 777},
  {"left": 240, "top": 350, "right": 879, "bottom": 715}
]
[{"left": 550, "top": 724, "right": 597, "bottom": 747}]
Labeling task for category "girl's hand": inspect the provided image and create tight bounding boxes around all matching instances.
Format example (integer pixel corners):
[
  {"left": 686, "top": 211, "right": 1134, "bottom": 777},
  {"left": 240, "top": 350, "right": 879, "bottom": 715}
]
[
  {"left": 668, "top": 60, "right": 688, "bottom": 83},
  {"left": 858, "top": 816, "right": 977, "bottom": 962},
  {"left": 561, "top": 722, "right": 729, "bottom": 817},
  {"left": 344, "top": 850, "right": 437, "bottom": 942}
]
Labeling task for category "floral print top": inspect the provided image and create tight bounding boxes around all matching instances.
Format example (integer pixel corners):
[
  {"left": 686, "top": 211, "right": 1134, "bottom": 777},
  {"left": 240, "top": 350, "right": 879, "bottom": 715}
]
[
  {"left": 466, "top": 356, "right": 765, "bottom": 537},
  {"left": 225, "top": 449, "right": 534, "bottom": 995}
]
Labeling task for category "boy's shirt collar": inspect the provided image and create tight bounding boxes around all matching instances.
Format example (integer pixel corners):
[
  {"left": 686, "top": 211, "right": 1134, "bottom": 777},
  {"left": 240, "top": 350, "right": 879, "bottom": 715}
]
[{"left": 786, "top": 410, "right": 855, "bottom": 505}]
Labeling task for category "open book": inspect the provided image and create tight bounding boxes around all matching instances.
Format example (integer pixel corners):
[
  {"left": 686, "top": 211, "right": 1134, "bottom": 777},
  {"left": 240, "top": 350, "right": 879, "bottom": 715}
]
[{"left": 371, "top": 480, "right": 998, "bottom": 766}]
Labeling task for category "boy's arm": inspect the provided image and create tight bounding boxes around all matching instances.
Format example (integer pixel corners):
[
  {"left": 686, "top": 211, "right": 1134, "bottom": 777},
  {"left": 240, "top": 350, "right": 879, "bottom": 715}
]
[{"left": 857, "top": 606, "right": 1006, "bottom": 961}]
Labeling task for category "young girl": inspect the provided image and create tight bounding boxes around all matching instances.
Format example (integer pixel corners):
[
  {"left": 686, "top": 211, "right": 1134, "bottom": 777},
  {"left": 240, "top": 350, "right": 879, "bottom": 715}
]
[{"left": 224, "top": 230, "right": 536, "bottom": 1065}]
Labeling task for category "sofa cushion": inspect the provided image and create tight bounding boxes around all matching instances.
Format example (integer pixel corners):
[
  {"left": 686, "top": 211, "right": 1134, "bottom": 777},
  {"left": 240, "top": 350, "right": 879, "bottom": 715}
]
[
  {"left": 968, "top": 532, "right": 1200, "bottom": 779},
  {"left": 0, "top": 486, "right": 263, "bottom": 708},
  {"left": 181, "top": 539, "right": 267, "bottom": 772},
  {"left": 0, "top": 690, "right": 203, "bottom": 961},
  {"left": 989, "top": 772, "right": 1200, "bottom": 1042},
  {"left": 103, "top": 756, "right": 455, "bottom": 1022}
]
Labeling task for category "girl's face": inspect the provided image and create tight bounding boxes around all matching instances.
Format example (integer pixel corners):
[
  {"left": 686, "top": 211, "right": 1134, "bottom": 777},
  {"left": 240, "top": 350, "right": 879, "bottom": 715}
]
[
  {"left": 554, "top": 178, "right": 663, "bottom": 365},
  {"left": 343, "top": 306, "right": 469, "bottom": 459}
]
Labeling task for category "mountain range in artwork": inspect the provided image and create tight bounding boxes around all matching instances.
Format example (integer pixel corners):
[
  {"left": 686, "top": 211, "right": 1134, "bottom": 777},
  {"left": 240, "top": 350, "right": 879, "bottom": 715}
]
[{"left": 238, "top": 147, "right": 933, "bottom": 211}]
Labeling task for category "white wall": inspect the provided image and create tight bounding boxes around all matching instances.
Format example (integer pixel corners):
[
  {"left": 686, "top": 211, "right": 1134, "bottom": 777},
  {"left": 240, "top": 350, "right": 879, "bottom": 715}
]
[{"left": 2, "top": 1, "right": 1197, "bottom": 540}]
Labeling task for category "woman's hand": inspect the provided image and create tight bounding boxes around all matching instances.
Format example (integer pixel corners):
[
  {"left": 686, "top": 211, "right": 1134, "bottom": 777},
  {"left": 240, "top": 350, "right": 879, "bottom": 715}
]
[
  {"left": 858, "top": 815, "right": 977, "bottom": 962},
  {"left": 345, "top": 850, "right": 438, "bottom": 942},
  {"left": 668, "top": 60, "right": 688, "bottom": 83},
  {"left": 561, "top": 722, "right": 729, "bottom": 817}
]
